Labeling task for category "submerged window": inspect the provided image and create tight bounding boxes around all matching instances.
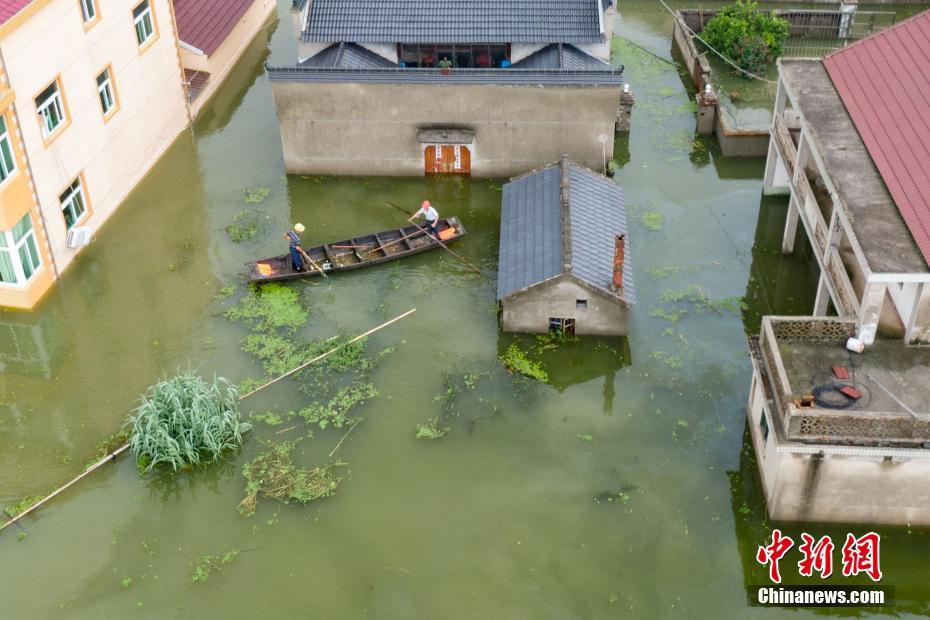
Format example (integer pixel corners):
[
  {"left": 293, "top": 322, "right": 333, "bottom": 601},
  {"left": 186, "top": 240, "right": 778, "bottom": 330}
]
[
  {"left": 133, "top": 0, "right": 155, "bottom": 46},
  {"left": 0, "top": 213, "right": 42, "bottom": 285},
  {"left": 35, "top": 81, "right": 66, "bottom": 138},
  {"left": 60, "top": 177, "right": 87, "bottom": 229},
  {"left": 0, "top": 115, "right": 16, "bottom": 182},
  {"left": 549, "top": 317, "right": 576, "bottom": 336}
]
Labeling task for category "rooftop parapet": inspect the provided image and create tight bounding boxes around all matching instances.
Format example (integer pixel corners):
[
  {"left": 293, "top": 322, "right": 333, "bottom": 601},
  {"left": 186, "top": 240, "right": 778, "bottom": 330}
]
[{"left": 752, "top": 316, "right": 930, "bottom": 448}]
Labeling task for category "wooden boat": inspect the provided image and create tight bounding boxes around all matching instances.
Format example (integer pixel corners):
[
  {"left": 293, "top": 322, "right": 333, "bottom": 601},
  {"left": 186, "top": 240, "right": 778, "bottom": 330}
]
[{"left": 246, "top": 217, "right": 467, "bottom": 282}]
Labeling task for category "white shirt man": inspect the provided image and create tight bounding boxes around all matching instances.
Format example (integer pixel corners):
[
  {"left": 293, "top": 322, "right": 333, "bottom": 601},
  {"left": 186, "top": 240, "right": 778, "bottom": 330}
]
[{"left": 409, "top": 200, "right": 440, "bottom": 236}]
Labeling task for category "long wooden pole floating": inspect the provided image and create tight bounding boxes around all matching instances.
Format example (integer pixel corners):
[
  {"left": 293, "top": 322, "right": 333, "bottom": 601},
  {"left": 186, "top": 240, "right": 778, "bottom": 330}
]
[
  {"left": 0, "top": 309, "right": 416, "bottom": 533},
  {"left": 239, "top": 308, "right": 416, "bottom": 399},
  {"left": 386, "top": 201, "right": 482, "bottom": 275}
]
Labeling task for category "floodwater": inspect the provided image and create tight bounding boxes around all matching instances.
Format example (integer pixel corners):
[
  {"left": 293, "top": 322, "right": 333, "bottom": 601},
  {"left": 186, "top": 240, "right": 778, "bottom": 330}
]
[{"left": 2, "top": 1, "right": 930, "bottom": 617}]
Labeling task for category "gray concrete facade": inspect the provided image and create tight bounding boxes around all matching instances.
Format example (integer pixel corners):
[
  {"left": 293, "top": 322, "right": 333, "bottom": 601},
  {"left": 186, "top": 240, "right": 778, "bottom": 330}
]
[
  {"left": 501, "top": 274, "right": 629, "bottom": 336},
  {"left": 270, "top": 81, "right": 621, "bottom": 177}
]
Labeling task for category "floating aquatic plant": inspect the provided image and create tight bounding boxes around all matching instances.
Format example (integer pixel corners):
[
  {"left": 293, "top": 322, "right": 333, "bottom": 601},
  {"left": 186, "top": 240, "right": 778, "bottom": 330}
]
[
  {"left": 3, "top": 495, "right": 43, "bottom": 519},
  {"left": 500, "top": 344, "right": 549, "bottom": 383},
  {"left": 239, "top": 442, "right": 342, "bottom": 515},
  {"left": 415, "top": 418, "right": 448, "bottom": 440},
  {"left": 191, "top": 549, "right": 240, "bottom": 582},
  {"left": 126, "top": 372, "right": 251, "bottom": 473},
  {"left": 243, "top": 187, "right": 270, "bottom": 204},
  {"left": 226, "top": 284, "right": 308, "bottom": 333}
]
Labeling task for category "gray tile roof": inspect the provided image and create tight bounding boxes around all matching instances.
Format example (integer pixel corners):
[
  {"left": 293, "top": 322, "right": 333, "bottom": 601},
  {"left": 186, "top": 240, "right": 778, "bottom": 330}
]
[
  {"left": 497, "top": 157, "right": 634, "bottom": 303},
  {"left": 303, "top": 0, "right": 605, "bottom": 44},
  {"left": 267, "top": 65, "right": 623, "bottom": 86},
  {"left": 299, "top": 43, "right": 398, "bottom": 69},
  {"left": 511, "top": 43, "right": 613, "bottom": 70}
]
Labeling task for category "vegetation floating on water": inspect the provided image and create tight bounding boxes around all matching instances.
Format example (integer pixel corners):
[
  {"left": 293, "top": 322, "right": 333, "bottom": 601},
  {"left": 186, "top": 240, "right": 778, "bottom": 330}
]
[
  {"left": 500, "top": 344, "right": 549, "bottom": 383},
  {"left": 640, "top": 211, "right": 664, "bottom": 231},
  {"left": 226, "top": 209, "right": 266, "bottom": 243},
  {"left": 660, "top": 285, "right": 747, "bottom": 316},
  {"left": 242, "top": 187, "right": 270, "bottom": 204},
  {"left": 226, "top": 284, "right": 308, "bottom": 333},
  {"left": 191, "top": 549, "right": 240, "bottom": 582},
  {"left": 239, "top": 442, "right": 342, "bottom": 515},
  {"left": 126, "top": 372, "right": 251, "bottom": 473},
  {"left": 296, "top": 383, "right": 379, "bottom": 430},
  {"left": 415, "top": 418, "right": 448, "bottom": 440},
  {"left": 3, "top": 495, "right": 43, "bottom": 519}
]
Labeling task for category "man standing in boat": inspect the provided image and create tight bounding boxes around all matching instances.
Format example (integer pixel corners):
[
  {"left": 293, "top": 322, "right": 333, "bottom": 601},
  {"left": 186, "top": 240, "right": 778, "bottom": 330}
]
[
  {"left": 285, "top": 223, "right": 305, "bottom": 271},
  {"left": 408, "top": 200, "right": 440, "bottom": 237}
]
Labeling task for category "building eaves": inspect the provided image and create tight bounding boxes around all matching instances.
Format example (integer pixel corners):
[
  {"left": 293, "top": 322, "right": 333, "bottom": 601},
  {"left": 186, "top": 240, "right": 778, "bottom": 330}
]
[
  {"left": 173, "top": 0, "right": 254, "bottom": 57},
  {"left": 0, "top": 0, "right": 32, "bottom": 28},
  {"left": 298, "top": 43, "right": 398, "bottom": 68},
  {"left": 266, "top": 66, "right": 623, "bottom": 86},
  {"left": 510, "top": 43, "right": 615, "bottom": 71}
]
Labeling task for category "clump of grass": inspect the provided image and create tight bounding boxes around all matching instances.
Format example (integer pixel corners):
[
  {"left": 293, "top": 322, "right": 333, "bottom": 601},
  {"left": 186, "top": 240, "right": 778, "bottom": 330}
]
[
  {"left": 415, "top": 418, "right": 448, "bottom": 440},
  {"left": 226, "top": 209, "right": 264, "bottom": 242},
  {"left": 191, "top": 549, "right": 240, "bottom": 582},
  {"left": 126, "top": 372, "right": 251, "bottom": 473},
  {"left": 500, "top": 344, "right": 549, "bottom": 383},
  {"left": 3, "top": 495, "right": 43, "bottom": 518},
  {"left": 239, "top": 443, "right": 342, "bottom": 515}
]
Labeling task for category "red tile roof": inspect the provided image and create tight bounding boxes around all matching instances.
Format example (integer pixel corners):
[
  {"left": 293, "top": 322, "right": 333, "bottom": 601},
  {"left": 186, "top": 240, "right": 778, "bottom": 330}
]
[
  {"left": 824, "top": 10, "right": 930, "bottom": 267},
  {"left": 173, "top": 0, "right": 254, "bottom": 56},
  {"left": 0, "top": 0, "right": 34, "bottom": 26}
]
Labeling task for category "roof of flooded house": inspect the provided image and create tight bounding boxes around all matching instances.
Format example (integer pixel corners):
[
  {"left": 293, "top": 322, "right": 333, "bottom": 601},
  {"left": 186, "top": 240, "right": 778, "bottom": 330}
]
[
  {"left": 0, "top": 0, "right": 33, "bottom": 27},
  {"left": 299, "top": 43, "right": 398, "bottom": 69},
  {"left": 173, "top": 0, "right": 254, "bottom": 56},
  {"left": 266, "top": 64, "right": 623, "bottom": 86},
  {"left": 823, "top": 10, "right": 930, "bottom": 268},
  {"left": 497, "top": 156, "right": 634, "bottom": 302},
  {"left": 303, "top": 0, "right": 605, "bottom": 44},
  {"left": 510, "top": 43, "right": 613, "bottom": 70},
  {"left": 780, "top": 59, "right": 928, "bottom": 274}
]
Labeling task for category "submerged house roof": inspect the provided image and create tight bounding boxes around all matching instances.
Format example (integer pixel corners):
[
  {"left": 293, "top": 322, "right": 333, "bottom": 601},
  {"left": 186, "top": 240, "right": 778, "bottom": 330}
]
[
  {"left": 822, "top": 10, "right": 930, "bottom": 266},
  {"left": 497, "top": 156, "right": 634, "bottom": 302},
  {"left": 173, "top": 0, "right": 254, "bottom": 56},
  {"left": 302, "top": 0, "right": 606, "bottom": 44}
]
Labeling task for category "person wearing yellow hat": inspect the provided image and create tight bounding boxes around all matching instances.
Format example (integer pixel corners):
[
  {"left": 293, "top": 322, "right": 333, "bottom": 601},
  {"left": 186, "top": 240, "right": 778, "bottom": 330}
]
[
  {"left": 408, "top": 200, "right": 440, "bottom": 237},
  {"left": 285, "top": 223, "right": 306, "bottom": 271}
]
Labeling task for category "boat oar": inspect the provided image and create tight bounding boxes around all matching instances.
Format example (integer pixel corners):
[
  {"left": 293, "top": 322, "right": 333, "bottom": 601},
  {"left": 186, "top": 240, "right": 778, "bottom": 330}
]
[
  {"left": 385, "top": 201, "right": 481, "bottom": 275},
  {"left": 297, "top": 246, "right": 329, "bottom": 278}
]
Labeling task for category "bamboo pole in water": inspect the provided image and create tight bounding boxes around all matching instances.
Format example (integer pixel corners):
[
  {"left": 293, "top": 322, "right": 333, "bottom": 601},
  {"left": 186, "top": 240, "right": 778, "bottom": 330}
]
[{"left": 0, "top": 308, "right": 417, "bottom": 533}]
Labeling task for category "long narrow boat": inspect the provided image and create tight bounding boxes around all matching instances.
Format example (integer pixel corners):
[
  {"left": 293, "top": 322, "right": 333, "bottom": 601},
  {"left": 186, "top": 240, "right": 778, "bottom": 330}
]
[{"left": 246, "top": 217, "right": 467, "bottom": 283}]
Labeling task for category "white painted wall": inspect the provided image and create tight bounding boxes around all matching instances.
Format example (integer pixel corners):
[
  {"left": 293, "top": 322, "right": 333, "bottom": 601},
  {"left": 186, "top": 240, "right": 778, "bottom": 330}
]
[{"left": 1, "top": 0, "right": 188, "bottom": 272}]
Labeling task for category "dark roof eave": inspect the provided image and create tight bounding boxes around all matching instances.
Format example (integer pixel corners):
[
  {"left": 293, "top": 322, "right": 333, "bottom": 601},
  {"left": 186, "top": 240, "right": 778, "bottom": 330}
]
[{"left": 267, "top": 66, "right": 624, "bottom": 86}]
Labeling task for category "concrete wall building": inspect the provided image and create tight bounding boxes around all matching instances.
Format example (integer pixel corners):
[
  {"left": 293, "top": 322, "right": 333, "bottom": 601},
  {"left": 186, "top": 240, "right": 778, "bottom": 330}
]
[
  {"left": 497, "top": 156, "right": 633, "bottom": 336},
  {"left": 0, "top": 0, "right": 275, "bottom": 309},
  {"left": 750, "top": 11, "right": 930, "bottom": 525},
  {"left": 269, "top": 0, "right": 627, "bottom": 177}
]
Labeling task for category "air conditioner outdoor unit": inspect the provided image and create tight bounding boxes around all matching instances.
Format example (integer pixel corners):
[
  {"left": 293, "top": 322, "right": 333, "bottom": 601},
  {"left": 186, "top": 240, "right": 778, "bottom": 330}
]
[{"left": 66, "top": 226, "right": 92, "bottom": 248}]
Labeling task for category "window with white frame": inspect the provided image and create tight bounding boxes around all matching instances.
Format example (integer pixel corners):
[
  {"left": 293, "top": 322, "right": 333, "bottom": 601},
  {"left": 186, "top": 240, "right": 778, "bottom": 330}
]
[
  {"left": 0, "top": 115, "right": 16, "bottom": 183},
  {"left": 60, "top": 177, "right": 87, "bottom": 229},
  {"left": 96, "top": 68, "right": 116, "bottom": 116},
  {"left": 0, "top": 213, "right": 42, "bottom": 286},
  {"left": 133, "top": 0, "right": 154, "bottom": 46},
  {"left": 80, "top": 0, "right": 96, "bottom": 22},
  {"left": 35, "top": 81, "right": 66, "bottom": 138}
]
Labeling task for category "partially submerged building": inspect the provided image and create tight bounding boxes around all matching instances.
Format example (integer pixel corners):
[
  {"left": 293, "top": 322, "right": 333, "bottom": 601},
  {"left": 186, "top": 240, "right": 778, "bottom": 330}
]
[
  {"left": 750, "top": 11, "right": 930, "bottom": 525},
  {"left": 0, "top": 0, "right": 275, "bottom": 309},
  {"left": 497, "top": 156, "right": 633, "bottom": 336},
  {"left": 268, "top": 0, "right": 628, "bottom": 177}
]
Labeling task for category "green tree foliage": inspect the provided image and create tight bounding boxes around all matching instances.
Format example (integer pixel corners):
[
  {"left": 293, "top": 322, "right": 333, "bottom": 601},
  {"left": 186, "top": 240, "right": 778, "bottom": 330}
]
[
  {"left": 701, "top": 0, "right": 788, "bottom": 77},
  {"left": 127, "top": 372, "right": 251, "bottom": 472}
]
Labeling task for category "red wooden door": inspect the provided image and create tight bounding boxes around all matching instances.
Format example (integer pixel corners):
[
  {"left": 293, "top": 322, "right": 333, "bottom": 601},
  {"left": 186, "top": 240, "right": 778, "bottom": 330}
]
[{"left": 424, "top": 145, "right": 471, "bottom": 175}]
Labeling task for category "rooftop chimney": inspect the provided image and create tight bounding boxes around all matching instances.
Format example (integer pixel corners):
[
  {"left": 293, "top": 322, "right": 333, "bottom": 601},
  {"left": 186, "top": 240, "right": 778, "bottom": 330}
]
[{"left": 610, "top": 234, "right": 625, "bottom": 292}]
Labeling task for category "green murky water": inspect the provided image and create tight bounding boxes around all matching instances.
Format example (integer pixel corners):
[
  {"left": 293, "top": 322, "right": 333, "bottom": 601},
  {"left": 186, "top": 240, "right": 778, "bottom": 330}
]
[{"left": 2, "top": 1, "right": 930, "bottom": 616}]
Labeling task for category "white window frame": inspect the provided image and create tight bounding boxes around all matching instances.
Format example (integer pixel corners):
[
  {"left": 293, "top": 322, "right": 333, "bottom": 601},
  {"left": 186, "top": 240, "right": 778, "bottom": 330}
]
[
  {"left": 80, "top": 0, "right": 96, "bottom": 22},
  {"left": 60, "top": 177, "right": 87, "bottom": 230},
  {"left": 36, "top": 82, "right": 66, "bottom": 138},
  {"left": 0, "top": 115, "right": 16, "bottom": 184},
  {"left": 133, "top": 0, "right": 154, "bottom": 47},
  {"left": 96, "top": 68, "right": 115, "bottom": 116},
  {"left": 0, "top": 213, "right": 42, "bottom": 287}
]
